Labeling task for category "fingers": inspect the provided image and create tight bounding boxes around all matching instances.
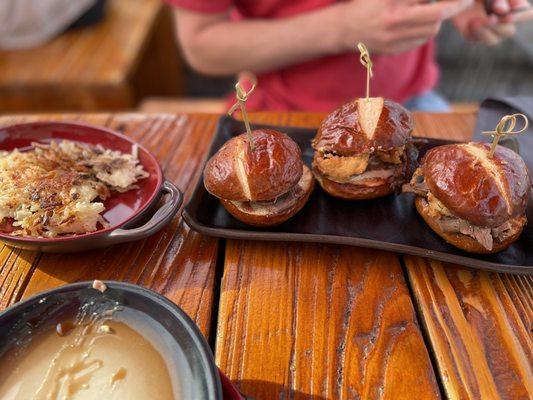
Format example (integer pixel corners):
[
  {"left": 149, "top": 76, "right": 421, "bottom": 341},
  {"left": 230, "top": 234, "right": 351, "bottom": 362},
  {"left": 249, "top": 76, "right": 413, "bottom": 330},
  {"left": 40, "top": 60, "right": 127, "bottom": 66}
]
[
  {"left": 471, "top": 20, "right": 501, "bottom": 45},
  {"left": 379, "top": 0, "right": 470, "bottom": 53},
  {"left": 492, "top": 0, "right": 511, "bottom": 14},
  {"left": 383, "top": 38, "right": 428, "bottom": 54},
  {"left": 508, "top": 8, "right": 533, "bottom": 22},
  {"left": 469, "top": 18, "right": 517, "bottom": 45},
  {"left": 490, "top": 0, "right": 532, "bottom": 22},
  {"left": 508, "top": 0, "right": 531, "bottom": 8},
  {"left": 491, "top": 0, "right": 529, "bottom": 13},
  {"left": 397, "top": 21, "right": 442, "bottom": 41},
  {"left": 406, "top": 0, "right": 474, "bottom": 22},
  {"left": 489, "top": 21, "right": 517, "bottom": 37}
]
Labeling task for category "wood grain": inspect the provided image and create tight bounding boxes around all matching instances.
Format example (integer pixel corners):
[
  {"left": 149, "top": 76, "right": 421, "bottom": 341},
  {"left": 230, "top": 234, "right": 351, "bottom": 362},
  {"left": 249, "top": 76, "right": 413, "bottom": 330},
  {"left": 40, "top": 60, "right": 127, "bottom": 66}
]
[
  {"left": 0, "top": 246, "right": 41, "bottom": 310},
  {"left": 215, "top": 112, "right": 442, "bottom": 399},
  {"left": 412, "top": 112, "right": 476, "bottom": 141},
  {"left": 1, "top": 111, "right": 530, "bottom": 400},
  {"left": 139, "top": 98, "right": 226, "bottom": 114},
  {"left": 216, "top": 241, "right": 441, "bottom": 399},
  {"left": 0, "top": 113, "right": 218, "bottom": 336},
  {"left": 405, "top": 258, "right": 533, "bottom": 400},
  {"left": 0, "top": 0, "right": 182, "bottom": 112},
  {"left": 500, "top": 274, "right": 533, "bottom": 334},
  {"left": 405, "top": 113, "right": 533, "bottom": 400}
]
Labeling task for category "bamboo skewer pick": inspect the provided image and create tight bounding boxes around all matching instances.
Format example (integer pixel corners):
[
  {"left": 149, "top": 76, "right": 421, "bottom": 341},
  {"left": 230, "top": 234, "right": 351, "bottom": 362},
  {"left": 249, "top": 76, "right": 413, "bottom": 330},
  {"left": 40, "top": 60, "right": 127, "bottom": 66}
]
[
  {"left": 228, "top": 73, "right": 257, "bottom": 151},
  {"left": 357, "top": 43, "right": 373, "bottom": 100},
  {"left": 482, "top": 113, "right": 529, "bottom": 157}
]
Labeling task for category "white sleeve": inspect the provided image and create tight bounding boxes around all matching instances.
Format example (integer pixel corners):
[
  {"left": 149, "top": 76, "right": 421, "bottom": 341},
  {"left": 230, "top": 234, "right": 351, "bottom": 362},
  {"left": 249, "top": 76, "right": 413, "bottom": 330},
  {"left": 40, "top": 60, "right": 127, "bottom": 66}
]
[{"left": 0, "top": 0, "right": 97, "bottom": 50}]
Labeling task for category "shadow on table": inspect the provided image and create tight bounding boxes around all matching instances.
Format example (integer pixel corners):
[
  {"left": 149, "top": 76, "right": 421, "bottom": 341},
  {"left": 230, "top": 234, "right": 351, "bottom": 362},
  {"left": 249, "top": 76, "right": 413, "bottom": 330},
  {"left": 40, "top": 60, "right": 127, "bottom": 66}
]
[{"left": 234, "top": 380, "right": 328, "bottom": 400}]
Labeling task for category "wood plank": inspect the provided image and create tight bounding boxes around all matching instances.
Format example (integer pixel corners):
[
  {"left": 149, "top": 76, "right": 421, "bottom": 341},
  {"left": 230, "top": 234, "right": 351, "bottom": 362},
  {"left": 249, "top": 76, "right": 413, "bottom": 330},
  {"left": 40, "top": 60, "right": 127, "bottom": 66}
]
[
  {"left": 0, "top": 0, "right": 183, "bottom": 111},
  {"left": 0, "top": 113, "right": 219, "bottom": 336},
  {"left": 500, "top": 274, "right": 533, "bottom": 333},
  {"left": 405, "top": 112, "right": 532, "bottom": 400},
  {"left": 139, "top": 98, "right": 225, "bottom": 114},
  {"left": 215, "top": 113, "right": 442, "bottom": 399},
  {"left": 0, "top": 0, "right": 159, "bottom": 86},
  {"left": 412, "top": 112, "right": 476, "bottom": 141},
  {"left": 405, "top": 258, "right": 533, "bottom": 400},
  {"left": 216, "top": 241, "right": 441, "bottom": 399},
  {"left": 0, "top": 246, "right": 41, "bottom": 309}
]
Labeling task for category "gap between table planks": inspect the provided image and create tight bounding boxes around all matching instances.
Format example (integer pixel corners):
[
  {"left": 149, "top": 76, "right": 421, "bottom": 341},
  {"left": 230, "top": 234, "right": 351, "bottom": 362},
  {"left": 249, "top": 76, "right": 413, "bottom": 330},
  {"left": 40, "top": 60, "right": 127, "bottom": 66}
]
[
  {"left": 403, "top": 115, "right": 533, "bottom": 400},
  {"left": 215, "top": 112, "right": 444, "bottom": 399},
  {"left": 0, "top": 113, "right": 219, "bottom": 337},
  {"left": 0, "top": 112, "right": 530, "bottom": 399},
  {"left": 215, "top": 112, "right": 532, "bottom": 400}
]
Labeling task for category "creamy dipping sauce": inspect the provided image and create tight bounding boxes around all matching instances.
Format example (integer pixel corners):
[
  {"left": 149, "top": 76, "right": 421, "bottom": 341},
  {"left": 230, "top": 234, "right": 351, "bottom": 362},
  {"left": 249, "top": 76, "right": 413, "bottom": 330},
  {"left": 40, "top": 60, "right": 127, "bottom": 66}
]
[{"left": 0, "top": 320, "right": 176, "bottom": 400}]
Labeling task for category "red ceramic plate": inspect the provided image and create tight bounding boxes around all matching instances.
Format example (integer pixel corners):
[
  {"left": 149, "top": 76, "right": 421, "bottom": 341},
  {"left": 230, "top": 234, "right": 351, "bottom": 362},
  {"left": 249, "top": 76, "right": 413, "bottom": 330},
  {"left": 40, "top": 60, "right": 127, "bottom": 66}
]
[{"left": 0, "top": 121, "right": 182, "bottom": 253}]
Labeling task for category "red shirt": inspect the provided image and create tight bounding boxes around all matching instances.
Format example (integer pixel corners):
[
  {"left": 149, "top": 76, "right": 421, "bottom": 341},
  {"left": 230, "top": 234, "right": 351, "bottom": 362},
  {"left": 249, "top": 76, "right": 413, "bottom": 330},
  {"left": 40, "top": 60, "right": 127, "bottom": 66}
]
[{"left": 167, "top": 0, "right": 439, "bottom": 112}]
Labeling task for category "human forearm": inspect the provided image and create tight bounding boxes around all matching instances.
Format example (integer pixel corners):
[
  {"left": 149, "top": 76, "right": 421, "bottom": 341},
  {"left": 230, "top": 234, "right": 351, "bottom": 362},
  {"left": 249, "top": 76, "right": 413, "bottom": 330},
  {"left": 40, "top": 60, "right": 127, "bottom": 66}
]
[
  {"left": 175, "top": 6, "right": 345, "bottom": 76},
  {"left": 174, "top": 0, "right": 473, "bottom": 76}
]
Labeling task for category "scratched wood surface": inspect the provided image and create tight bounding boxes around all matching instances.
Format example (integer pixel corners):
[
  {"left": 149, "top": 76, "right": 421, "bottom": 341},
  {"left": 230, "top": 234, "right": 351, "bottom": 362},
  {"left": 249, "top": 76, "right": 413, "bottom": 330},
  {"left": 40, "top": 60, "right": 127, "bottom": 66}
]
[
  {"left": 215, "top": 111, "right": 531, "bottom": 400},
  {"left": 0, "top": 111, "right": 530, "bottom": 400},
  {"left": 216, "top": 241, "right": 442, "bottom": 399},
  {"left": 213, "top": 112, "right": 472, "bottom": 400},
  {"left": 406, "top": 258, "right": 533, "bottom": 400},
  {"left": 404, "top": 113, "right": 533, "bottom": 400},
  {"left": 0, "top": 113, "right": 218, "bottom": 336}
]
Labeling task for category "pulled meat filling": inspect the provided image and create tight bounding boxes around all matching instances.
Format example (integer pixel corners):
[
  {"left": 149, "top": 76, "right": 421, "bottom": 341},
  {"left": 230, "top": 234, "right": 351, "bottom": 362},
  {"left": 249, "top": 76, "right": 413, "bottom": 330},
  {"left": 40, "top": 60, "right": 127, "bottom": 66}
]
[
  {"left": 402, "top": 168, "right": 427, "bottom": 196},
  {"left": 403, "top": 168, "right": 519, "bottom": 250},
  {"left": 234, "top": 184, "right": 305, "bottom": 216},
  {"left": 314, "top": 146, "right": 406, "bottom": 186},
  {"left": 231, "top": 167, "right": 311, "bottom": 216}
]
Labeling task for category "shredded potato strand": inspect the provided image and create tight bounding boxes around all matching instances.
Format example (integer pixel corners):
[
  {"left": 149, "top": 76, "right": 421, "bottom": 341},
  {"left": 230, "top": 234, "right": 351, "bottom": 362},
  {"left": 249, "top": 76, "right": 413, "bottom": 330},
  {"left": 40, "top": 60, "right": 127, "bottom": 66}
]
[{"left": 0, "top": 140, "right": 148, "bottom": 238}]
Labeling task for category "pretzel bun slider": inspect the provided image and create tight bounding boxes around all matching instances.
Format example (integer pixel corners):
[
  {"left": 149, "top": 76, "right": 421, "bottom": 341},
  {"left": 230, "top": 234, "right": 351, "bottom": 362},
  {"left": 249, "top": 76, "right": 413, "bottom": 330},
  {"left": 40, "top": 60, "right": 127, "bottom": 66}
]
[
  {"left": 204, "top": 129, "right": 313, "bottom": 226},
  {"left": 203, "top": 75, "right": 313, "bottom": 226},
  {"left": 312, "top": 97, "right": 418, "bottom": 200},
  {"left": 312, "top": 44, "right": 418, "bottom": 200},
  {"left": 404, "top": 140, "right": 531, "bottom": 253}
]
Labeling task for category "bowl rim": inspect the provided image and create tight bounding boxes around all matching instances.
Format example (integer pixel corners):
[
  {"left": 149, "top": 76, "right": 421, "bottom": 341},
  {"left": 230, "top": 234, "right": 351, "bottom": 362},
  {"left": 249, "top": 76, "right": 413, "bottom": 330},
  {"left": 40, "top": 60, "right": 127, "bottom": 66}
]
[
  {"left": 0, "top": 280, "right": 223, "bottom": 400},
  {"left": 0, "top": 121, "right": 164, "bottom": 243}
]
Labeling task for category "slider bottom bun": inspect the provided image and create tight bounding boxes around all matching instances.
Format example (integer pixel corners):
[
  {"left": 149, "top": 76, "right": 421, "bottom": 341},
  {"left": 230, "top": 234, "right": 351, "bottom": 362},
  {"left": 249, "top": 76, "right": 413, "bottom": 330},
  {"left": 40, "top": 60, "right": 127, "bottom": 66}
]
[
  {"left": 415, "top": 197, "right": 525, "bottom": 254},
  {"left": 221, "top": 165, "right": 314, "bottom": 227},
  {"left": 313, "top": 170, "right": 395, "bottom": 200}
]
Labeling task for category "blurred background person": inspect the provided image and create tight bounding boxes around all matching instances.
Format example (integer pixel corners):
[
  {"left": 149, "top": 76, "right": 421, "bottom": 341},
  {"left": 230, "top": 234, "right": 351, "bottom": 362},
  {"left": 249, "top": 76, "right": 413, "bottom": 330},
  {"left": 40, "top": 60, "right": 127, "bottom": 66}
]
[
  {"left": 439, "top": 0, "right": 533, "bottom": 103},
  {"left": 0, "top": 0, "right": 105, "bottom": 50},
  {"left": 168, "top": 0, "right": 533, "bottom": 112}
]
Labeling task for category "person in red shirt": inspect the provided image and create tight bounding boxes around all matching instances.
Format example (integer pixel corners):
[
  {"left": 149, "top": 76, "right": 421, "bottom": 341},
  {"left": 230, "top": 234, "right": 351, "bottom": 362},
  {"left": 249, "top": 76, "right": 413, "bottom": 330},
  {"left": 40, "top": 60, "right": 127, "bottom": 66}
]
[{"left": 167, "top": 0, "right": 532, "bottom": 112}]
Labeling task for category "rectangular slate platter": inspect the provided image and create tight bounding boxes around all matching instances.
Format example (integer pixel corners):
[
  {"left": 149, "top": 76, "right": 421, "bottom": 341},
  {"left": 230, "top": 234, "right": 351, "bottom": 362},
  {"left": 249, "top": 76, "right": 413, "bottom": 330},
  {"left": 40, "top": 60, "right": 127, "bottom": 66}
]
[{"left": 183, "top": 116, "right": 533, "bottom": 275}]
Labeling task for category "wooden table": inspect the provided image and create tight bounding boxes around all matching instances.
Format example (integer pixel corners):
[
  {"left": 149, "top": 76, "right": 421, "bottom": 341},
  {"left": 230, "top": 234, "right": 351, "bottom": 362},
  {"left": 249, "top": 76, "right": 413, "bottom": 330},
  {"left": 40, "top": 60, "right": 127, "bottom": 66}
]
[
  {"left": 0, "top": 0, "right": 183, "bottom": 112},
  {"left": 0, "top": 112, "right": 531, "bottom": 400}
]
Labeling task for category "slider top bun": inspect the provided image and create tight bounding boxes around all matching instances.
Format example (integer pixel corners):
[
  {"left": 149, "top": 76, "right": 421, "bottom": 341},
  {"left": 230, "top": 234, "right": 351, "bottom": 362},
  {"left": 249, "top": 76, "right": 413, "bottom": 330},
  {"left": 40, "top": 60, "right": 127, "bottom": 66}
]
[
  {"left": 312, "top": 98, "right": 413, "bottom": 156},
  {"left": 204, "top": 129, "right": 303, "bottom": 202},
  {"left": 422, "top": 142, "right": 531, "bottom": 228}
]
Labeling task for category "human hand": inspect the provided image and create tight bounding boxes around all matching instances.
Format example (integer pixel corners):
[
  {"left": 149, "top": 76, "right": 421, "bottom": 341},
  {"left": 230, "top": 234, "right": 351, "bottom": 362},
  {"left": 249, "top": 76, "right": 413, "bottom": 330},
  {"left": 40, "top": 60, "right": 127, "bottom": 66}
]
[
  {"left": 337, "top": 0, "right": 474, "bottom": 55},
  {"left": 488, "top": 0, "right": 533, "bottom": 22},
  {"left": 453, "top": 1, "right": 531, "bottom": 46}
]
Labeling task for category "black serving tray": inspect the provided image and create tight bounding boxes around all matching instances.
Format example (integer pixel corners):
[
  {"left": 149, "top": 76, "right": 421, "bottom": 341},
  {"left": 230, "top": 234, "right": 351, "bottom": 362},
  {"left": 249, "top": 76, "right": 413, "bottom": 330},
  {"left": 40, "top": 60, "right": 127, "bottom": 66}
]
[{"left": 183, "top": 116, "right": 533, "bottom": 275}]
